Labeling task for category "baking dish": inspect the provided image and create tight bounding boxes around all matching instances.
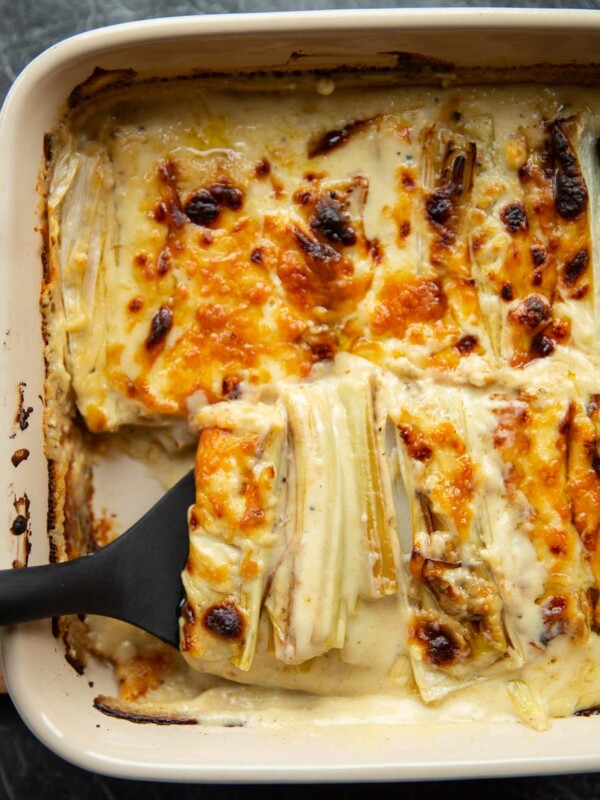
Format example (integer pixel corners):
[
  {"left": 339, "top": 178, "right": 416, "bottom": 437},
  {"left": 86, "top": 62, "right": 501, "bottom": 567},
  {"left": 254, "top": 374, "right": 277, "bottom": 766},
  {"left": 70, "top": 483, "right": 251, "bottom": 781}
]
[{"left": 5, "top": 8, "right": 600, "bottom": 780}]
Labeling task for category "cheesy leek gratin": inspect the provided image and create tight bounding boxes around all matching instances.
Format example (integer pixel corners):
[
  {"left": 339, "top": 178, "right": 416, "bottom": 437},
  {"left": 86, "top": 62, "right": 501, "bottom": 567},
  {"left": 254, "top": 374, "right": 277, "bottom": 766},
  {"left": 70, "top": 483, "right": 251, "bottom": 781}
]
[{"left": 43, "top": 76, "right": 600, "bottom": 728}]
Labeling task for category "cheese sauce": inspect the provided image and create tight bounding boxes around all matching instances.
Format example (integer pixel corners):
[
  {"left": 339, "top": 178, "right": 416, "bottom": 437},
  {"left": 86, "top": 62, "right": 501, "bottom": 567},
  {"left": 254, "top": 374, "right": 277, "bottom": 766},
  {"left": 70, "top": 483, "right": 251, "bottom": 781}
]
[{"left": 46, "top": 79, "right": 600, "bottom": 729}]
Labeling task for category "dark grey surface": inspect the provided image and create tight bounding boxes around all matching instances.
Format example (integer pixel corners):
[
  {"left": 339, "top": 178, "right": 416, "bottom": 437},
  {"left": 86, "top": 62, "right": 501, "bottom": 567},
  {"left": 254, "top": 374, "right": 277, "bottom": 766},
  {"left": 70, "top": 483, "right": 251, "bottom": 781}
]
[{"left": 3, "top": 0, "right": 600, "bottom": 795}]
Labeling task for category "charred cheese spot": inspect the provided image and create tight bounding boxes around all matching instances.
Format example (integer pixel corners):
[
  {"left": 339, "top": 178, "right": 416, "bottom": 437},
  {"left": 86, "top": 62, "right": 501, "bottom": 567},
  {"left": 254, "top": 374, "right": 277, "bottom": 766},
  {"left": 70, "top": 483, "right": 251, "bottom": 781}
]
[
  {"left": 426, "top": 190, "right": 453, "bottom": 226},
  {"left": 500, "top": 283, "right": 514, "bottom": 301},
  {"left": 128, "top": 297, "right": 143, "bottom": 313},
  {"left": 185, "top": 190, "right": 219, "bottom": 225},
  {"left": 293, "top": 189, "right": 313, "bottom": 206},
  {"left": 156, "top": 160, "right": 187, "bottom": 228},
  {"left": 308, "top": 118, "right": 374, "bottom": 158},
  {"left": 181, "top": 601, "right": 195, "bottom": 625},
  {"left": 293, "top": 227, "right": 339, "bottom": 262},
  {"left": 255, "top": 158, "right": 271, "bottom": 178},
  {"left": 153, "top": 201, "right": 168, "bottom": 222},
  {"left": 203, "top": 602, "right": 245, "bottom": 640},
  {"left": 412, "top": 619, "right": 462, "bottom": 667},
  {"left": 511, "top": 294, "right": 551, "bottom": 330},
  {"left": 222, "top": 374, "right": 242, "bottom": 399},
  {"left": 184, "top": 183, "right": 244, "bottom": 227},
  {"left": 146, "top": 306, "right": 173, "bottom": 350},
  {"left": 530, "top": 332, "right": 555, "bottom": 358},
  {"left": 455, "top": 334, "right": 478, "bottom": 355},
  {"left": 501, "top": 202, "right": 528, "bottom": 233},
  {"left": 366, "top": 240, "right": 383, "bottom": 265},
  {"left": 530, "top": 245, "right": 547, "bottom": 266},
  {"left": 310, "top": 196, "right": 356, "bottom": 246},
  {"left": 563, "top": 248, "right": 589, "bottom": 286},
  {"left": 550, "top": 118, "right": 588, "bottom": 220}
]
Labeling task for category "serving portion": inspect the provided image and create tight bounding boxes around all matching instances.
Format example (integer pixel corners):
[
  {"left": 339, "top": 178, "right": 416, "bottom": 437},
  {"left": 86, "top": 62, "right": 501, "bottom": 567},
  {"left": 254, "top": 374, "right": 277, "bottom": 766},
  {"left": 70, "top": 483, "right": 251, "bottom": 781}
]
[{"left": 43, "top": 77, "right": 600, "bottom": 728}]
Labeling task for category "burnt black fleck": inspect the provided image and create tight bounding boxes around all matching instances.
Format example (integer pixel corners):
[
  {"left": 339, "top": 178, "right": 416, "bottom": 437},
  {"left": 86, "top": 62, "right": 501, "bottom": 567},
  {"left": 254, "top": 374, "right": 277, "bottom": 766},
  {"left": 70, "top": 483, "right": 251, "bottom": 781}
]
[
  {"left": 310, "top": 197, "right": 356, "bottom": 246},
  {"left": 203, "top": 602, "right": 244, "bottom": 640},
  {"left": 531, "top": 332, "right": 555, "bottom": 358},
  {"left": 551, "top": 120, "right": 588, "bottom": 220},
  {"left": 426, "top": 190, "right": 453, "bottom": 225},
  {"left": 563, "top": 248, "right": 589, "bottom": 286},
  {"left": 146, "top": 306, "right": 173, "bottom": 349},
  {"left": 500, "top": 202, "right": 528, "bottom": 233}
]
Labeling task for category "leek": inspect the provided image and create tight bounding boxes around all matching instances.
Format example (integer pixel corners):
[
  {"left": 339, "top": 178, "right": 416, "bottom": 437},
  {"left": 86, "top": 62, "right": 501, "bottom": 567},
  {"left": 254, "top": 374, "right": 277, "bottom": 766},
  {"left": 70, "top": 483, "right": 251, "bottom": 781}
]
[{"left": 181, "top": 401, "right": 287, "bottom": 670}]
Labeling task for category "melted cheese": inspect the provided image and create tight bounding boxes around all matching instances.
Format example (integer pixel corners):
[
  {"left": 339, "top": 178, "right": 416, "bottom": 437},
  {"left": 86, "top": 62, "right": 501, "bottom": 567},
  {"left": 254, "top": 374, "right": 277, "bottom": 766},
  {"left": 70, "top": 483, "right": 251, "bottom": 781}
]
[
  {"left": 46, "top": 79, "right": 600, "bottom": 729},
  {"left": 48, "top": 83, "right": 600, "bottom": 433}
]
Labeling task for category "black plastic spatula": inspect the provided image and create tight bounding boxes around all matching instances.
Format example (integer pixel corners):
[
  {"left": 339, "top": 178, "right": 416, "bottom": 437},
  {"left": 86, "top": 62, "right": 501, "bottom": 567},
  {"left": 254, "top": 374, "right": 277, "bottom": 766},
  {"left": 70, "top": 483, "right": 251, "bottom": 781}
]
[{"left": 0, "top": 469, "right": 195, "bottom": 649}]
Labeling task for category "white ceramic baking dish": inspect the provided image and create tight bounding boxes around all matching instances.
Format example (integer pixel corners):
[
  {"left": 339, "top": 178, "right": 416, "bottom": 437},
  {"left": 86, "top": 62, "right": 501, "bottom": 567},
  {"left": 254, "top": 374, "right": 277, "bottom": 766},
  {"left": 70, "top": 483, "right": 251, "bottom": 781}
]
[{"left": 4, "top": 8, "right": 600, "bottom": 781}]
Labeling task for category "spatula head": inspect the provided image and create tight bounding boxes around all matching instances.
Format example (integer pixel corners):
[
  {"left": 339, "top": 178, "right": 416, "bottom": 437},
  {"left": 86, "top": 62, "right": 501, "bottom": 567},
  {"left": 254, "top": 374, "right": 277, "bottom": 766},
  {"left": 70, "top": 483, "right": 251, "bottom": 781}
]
[{"left": 90, "top": 469, "right": 196, "bottom": 648}]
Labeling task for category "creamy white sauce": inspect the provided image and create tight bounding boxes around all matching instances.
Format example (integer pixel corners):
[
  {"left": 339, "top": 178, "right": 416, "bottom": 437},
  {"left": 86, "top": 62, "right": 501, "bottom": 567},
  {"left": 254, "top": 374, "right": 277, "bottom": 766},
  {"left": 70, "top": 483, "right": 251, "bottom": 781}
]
[{"left": 50, "top": 81, "right": 600, "bottom": 730}]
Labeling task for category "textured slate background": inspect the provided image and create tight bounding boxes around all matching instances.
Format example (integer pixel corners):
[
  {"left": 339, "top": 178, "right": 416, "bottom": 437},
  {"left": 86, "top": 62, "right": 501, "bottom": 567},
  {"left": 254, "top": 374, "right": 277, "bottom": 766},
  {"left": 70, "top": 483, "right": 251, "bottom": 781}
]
[{"left": 3, "top": 0, "right": 600, "bottom": 796}]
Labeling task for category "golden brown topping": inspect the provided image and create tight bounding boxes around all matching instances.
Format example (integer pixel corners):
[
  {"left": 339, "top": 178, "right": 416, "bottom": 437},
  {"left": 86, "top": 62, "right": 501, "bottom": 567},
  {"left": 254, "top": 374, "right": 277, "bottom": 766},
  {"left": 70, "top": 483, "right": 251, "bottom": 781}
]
[
  {"left": 305, "top": 328, "right": 337, "bottom": 362},
  {"left": 276, "top": 225, "right": 368, "bottom": 312},
  {"left": 566, "top": 402, "right": 600, "bottom": 627},
  {"left": 157, "top": 247, "right": 171, "bottom": 276},
  {"left": 116, "top": 654, "right": 171, "bottom": 702},
  {"left": 181, "top": 601, "right": 195, "bottom": 625},
  {"left": 398, "top": 424, "right": 433, "bottom": 462},
  {"left": 371, "top": 278, "right": 447, "bottom": 339}
]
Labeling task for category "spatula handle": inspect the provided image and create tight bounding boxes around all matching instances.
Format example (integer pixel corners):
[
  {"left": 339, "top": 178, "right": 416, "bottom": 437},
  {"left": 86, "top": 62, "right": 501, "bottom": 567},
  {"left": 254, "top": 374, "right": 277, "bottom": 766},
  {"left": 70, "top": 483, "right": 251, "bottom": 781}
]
[{"left": 0, "top": 549, "right": 118, "bottom": 625}]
